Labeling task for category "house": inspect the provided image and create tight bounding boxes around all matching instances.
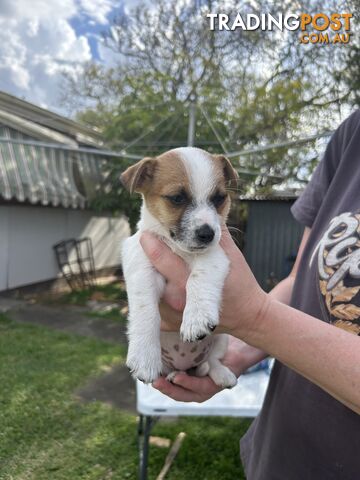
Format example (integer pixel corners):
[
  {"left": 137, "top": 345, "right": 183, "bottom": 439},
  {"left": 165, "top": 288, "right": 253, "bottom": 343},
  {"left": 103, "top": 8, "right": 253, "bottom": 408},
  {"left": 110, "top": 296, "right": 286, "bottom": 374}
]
[{"left": 0, "top": 91, "right": 130, "bottom": 292}]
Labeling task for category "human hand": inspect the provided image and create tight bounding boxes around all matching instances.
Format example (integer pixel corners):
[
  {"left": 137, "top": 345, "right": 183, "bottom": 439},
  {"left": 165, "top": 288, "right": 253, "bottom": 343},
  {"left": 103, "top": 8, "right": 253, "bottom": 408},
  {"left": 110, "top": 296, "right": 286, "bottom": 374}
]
[
  {"left": 140, "top": 229, "right": 269, "bottom": 401},
  {"left": 152, "top": 336, "right": 267, "bottom": 402},
  {"left": 140, "top": 227, "right": 269, "bottom": 342}
]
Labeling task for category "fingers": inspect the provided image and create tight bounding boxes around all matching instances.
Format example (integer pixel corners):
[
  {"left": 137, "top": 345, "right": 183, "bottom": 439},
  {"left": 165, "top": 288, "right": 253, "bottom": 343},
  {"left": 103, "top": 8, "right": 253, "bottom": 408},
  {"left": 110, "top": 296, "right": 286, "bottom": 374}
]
[
  {"left": 152, "top": 376, "right": 202, "bottom": 402},
  {"left": 140, "top": 232, "right": 189, "bottom": 288},
  {"left": 152, "top": 373, "right": 220, "bottom": 402},
  {"left": 161, "top": 284, "right": 187, "bottom": 313},
  {"left": 159, "top": 302, "right": 183, "bottom": 330},
  {"left": 220, "top": 226, "right": 242, "bottom": 258},
  {"left": 172, "top": 373, "right": 220, "bottom": 396}
]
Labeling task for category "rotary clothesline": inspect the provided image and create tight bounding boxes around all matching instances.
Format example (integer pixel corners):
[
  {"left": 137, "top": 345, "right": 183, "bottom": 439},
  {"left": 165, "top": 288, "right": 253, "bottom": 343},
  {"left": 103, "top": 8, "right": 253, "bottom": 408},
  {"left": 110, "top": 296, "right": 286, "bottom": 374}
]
[{"left": 0, "top": 106, "right": 334, "bottom": 207}]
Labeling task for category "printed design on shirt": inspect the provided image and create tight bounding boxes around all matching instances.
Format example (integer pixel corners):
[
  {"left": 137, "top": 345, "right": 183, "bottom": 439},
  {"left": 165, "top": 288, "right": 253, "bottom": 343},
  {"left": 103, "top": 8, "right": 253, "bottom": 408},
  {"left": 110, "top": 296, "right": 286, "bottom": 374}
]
[{"left": 310, "top": 212, "right": 360, "bottom": 336}]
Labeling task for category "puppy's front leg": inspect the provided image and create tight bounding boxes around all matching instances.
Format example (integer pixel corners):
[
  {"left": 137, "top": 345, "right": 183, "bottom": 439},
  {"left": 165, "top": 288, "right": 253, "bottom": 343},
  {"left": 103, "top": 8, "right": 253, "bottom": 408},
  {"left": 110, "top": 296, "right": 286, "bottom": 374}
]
[
  {"left": 123, "top": 235, "right": 165, "bottom": 383},
  {"left": 181, "top": 246, "right": 229, "bottom": 343}
]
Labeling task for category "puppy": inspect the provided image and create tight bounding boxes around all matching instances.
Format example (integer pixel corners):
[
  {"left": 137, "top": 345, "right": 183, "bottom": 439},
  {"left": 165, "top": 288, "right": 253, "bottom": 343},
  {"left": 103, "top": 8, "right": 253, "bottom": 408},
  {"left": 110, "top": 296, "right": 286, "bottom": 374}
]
[{"left": 121, "top": 147, "right": 238, "bottom": 388}]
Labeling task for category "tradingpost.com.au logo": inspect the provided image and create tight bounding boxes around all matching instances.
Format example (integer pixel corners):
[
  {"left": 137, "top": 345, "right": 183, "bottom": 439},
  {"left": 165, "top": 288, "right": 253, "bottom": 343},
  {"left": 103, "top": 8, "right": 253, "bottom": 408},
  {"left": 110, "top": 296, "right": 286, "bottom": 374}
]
[{"left": 206, "top": 13, "right": 353, "bottom": 44}]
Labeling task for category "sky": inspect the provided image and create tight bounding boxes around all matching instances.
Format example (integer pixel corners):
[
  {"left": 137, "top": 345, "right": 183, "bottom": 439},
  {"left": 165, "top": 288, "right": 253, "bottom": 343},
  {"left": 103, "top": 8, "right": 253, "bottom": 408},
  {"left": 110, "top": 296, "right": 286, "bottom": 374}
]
[{"left": 0, "top": 0, "right": 130, "bottom": 115}]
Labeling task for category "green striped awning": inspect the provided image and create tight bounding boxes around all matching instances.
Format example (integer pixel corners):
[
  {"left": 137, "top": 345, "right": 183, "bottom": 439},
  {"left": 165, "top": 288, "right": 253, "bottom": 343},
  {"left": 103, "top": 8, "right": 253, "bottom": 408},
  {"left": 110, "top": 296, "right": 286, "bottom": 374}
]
[{"left": 0, "top": 126, "right": 104, "bottom": 209}]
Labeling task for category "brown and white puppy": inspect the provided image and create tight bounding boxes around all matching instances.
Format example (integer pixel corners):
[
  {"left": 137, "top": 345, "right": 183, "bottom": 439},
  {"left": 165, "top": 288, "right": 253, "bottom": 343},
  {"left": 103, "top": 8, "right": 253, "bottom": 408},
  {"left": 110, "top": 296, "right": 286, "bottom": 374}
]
[{"left": 121, "top": 147, "right": 238, "bottom": 387}]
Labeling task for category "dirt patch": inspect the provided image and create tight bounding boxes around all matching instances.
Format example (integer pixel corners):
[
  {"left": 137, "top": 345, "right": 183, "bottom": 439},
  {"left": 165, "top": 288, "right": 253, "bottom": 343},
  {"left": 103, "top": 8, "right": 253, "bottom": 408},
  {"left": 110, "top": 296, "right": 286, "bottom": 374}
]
[
  {"left": 7, "top": 303, "right": 128, "bottom": 345},
  {"left": 75, "top": 364, "right": 136, "bottom": 413}
]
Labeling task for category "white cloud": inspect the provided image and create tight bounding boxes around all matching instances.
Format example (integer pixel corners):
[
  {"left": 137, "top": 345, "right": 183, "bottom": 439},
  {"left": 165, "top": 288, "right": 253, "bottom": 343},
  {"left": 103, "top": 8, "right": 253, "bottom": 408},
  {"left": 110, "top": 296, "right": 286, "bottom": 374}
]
[
  {"left": 79, "top": 0, "right": 117, "bottom": 25},
  {"left": 0, "top": 0, "right": 117, "bottom": 113}
]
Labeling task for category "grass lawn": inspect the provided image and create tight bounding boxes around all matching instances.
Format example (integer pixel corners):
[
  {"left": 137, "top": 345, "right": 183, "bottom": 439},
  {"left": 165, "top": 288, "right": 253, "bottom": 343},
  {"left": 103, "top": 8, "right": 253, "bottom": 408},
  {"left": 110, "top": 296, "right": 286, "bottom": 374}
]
[{"left": 0, "top": 314, "right": 251, "bottom": 479}]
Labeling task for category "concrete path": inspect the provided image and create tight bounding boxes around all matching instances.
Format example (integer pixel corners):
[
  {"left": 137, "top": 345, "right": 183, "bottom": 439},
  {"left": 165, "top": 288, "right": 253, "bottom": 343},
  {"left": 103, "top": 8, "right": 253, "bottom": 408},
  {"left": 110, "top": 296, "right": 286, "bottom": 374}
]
[{"left": 0, "top": 297, "right": 136, "bottom": 413}]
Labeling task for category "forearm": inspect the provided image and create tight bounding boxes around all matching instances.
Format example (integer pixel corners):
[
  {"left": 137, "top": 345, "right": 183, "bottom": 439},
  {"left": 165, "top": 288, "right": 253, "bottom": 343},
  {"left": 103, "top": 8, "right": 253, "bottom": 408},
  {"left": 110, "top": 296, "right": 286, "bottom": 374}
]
[
  {"left": 268, "top": 274, "right": 295, "bottom": 304},
  {"left": 227, "top": 336, "right": 268, "bottom": 376},
  {"left": 241, "top": 298, "right": 360, "bottom": 413},
  {"left": 230, "top": 275, "right": 296, "bottom": 374}
]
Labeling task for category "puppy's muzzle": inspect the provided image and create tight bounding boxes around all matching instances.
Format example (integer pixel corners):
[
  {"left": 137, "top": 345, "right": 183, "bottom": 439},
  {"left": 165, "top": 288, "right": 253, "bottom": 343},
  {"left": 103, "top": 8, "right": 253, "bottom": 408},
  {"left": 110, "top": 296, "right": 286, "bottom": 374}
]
[{"left": 195, "top": 224, "right": 215, "bottom": 245}]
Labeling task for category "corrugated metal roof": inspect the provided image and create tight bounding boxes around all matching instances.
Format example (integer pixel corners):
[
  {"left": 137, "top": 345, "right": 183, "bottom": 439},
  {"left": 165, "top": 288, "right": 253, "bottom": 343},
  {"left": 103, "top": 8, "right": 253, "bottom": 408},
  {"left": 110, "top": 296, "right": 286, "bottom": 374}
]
[
  {"left": 238, "top": 190, "right": 302, "bottom": 201},
  {"left": 0, "top": 92, "right": 111, "bottom": 209},
  {"left": 0, "top": 109, "right": 77, "bottom": 146},
  {"left": 0, "top": 91, "right": 103, "bottom": 147},
  {"left": 0, "top": 127, "right": 103, "bottom": 208}
]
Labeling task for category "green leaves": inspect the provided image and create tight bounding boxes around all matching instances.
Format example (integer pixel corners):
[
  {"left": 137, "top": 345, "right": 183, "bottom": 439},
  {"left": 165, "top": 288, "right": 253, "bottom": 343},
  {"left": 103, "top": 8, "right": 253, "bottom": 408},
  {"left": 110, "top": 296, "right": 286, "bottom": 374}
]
[{"left": 62, "top": 0, "right": 359, "bottom": 200}]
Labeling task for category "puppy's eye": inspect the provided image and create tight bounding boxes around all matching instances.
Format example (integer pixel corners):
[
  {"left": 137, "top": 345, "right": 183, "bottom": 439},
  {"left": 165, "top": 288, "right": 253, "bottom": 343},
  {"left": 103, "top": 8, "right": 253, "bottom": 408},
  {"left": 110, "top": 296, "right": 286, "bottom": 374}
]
[
  {"left": 211, "top": 193, "right": 227, "bottom": 208},
  {"left": 165, "top": 192, "right": 188, "bottom": 206}
]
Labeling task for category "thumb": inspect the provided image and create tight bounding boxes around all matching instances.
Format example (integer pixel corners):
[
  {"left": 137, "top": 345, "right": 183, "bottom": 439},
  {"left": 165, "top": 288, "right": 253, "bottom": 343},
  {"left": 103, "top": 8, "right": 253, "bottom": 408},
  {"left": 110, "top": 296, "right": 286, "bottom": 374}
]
[
  {"left": 140, "top": 232, "right": 189, "bottom": 287},
  {"left": 220, "top": 227, "right": 242, "bottom": 259}
]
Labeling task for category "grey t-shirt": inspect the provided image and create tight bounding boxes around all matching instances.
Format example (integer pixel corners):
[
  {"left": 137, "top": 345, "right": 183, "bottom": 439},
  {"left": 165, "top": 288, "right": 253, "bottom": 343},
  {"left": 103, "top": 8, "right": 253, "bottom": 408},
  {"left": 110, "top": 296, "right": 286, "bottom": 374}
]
[{"left": 240, "top": 110, "right": 360, "bottom": 479}]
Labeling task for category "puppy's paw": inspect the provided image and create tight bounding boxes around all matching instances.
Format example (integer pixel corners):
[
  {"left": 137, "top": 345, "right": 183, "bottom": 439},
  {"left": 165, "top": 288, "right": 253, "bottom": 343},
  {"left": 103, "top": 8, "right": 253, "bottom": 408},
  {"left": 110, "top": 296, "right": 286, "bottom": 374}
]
[
  {"left": 166, "top": 370, "right": 186, "bottom": 383},
  {"left": 180, "top": 302, "right": 219, "bottom": 343},
  {"left": 195, "top": 361, "right": 210, "bottom": 377},
  {"left": 209, "top": 364, "right": 237, "bottom": 389},
  {"left": 126, "top": 345, "right": 162, "bottom": 384}
]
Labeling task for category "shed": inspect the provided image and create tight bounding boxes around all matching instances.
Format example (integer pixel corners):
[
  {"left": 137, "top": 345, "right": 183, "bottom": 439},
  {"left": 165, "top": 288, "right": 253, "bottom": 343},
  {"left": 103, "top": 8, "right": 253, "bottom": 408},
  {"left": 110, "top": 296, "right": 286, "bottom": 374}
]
[
  {"left": 240, "top": 193, "right": 304, "bottom": 291},
  {"left": 0, "top": 91, "right": 130, "bottom": 293}
]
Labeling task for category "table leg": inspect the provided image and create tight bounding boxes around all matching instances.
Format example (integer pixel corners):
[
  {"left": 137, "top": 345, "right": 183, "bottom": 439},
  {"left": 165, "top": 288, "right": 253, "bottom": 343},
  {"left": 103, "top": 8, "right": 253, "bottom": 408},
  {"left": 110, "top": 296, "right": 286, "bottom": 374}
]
[{"left": 138, "top": 415, "right": 158, "bottom": 480}]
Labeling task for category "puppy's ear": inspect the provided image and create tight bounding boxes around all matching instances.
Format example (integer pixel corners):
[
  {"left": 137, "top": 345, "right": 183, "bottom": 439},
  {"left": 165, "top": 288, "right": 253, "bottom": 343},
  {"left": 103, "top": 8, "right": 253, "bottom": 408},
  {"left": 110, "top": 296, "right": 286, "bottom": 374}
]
[
  {"left": 214, "top": 155, "right": 238, "bottom": 187},
  {"left": 121, "top": 157, "right": 156, "bottom": 194}
]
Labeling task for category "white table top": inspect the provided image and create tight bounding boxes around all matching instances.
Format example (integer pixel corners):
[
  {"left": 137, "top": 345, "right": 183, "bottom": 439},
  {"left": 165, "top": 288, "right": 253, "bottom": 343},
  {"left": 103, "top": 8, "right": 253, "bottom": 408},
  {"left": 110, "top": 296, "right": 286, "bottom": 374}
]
[{"left": 137, "top": 371, "right": 270, "bottom": 418}]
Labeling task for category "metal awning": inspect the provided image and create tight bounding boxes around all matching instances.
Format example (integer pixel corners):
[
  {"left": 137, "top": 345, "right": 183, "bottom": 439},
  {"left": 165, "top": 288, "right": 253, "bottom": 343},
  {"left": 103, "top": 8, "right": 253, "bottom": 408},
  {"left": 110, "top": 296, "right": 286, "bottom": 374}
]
[{"left": 0, "top": 126, "right": 106, "bottom": 209}]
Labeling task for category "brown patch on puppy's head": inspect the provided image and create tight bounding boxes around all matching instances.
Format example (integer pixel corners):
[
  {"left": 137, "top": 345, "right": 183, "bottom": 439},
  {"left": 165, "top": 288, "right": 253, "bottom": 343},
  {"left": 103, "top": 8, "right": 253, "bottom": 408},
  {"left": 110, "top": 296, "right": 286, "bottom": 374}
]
[
  {"left": 212, "top": 154, "right": 239, "bottom": 188},
  {"left": 144, "top": 151, "right": 190, "bottom": 238},
  {"left": 120, "top": 157, "right": 156, "bottom": 194},
  {"left": 209, "top": 154, "right": 239, "bottom": 220},
  {"left": 121, "top": 151, "right": 190, "bottom": 238}
]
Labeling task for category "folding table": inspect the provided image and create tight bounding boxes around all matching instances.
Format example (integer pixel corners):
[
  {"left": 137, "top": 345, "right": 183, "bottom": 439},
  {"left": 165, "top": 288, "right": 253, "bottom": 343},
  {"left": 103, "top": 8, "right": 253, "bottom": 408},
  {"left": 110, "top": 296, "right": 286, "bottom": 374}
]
[{"left": 136, "top": 370, "right": 270, "bottom": 479}]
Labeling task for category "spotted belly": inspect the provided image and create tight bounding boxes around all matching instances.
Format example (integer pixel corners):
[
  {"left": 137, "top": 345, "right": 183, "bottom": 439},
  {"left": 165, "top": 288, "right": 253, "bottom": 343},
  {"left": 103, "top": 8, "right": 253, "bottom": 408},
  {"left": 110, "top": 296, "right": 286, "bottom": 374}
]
[{"left": 160, "top": 331, "right": 213, "bottom": 372}]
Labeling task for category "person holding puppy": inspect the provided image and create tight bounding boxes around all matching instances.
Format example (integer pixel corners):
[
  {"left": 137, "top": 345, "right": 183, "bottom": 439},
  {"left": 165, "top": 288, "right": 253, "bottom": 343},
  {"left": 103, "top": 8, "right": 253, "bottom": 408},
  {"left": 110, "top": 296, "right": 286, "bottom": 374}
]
[{"left": 140, "top": 110, "right": 360, "bottom": 479}]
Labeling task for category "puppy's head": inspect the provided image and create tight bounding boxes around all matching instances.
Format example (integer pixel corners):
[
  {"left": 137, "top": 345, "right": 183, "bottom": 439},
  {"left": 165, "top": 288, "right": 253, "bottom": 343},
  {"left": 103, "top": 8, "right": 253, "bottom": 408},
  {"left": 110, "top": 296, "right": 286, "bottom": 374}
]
[{"left": 121, "top": 147, "right": 238, "bottom": 253}]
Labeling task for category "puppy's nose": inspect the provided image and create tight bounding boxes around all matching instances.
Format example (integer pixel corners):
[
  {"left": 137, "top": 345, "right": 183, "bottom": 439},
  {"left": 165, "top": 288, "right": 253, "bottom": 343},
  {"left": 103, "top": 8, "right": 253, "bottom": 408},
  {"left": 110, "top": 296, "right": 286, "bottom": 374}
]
[{"left": 195, "top": 224, "right": 215, "bottom": 244}]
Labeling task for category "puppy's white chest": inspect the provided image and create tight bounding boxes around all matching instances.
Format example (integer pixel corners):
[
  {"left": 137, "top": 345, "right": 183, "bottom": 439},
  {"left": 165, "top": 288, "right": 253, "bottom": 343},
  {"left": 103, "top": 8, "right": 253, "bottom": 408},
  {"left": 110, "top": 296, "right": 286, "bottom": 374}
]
[{"left": 160, "top": 332, "right": 213, "bottom": 371}]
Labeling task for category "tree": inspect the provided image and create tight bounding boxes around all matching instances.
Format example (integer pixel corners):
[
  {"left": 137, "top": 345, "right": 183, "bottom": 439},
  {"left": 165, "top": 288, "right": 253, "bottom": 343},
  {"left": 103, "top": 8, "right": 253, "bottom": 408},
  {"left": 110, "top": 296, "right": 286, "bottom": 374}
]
[{"left": 62, "top": 0, "right": 360, "bottom": 222}]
